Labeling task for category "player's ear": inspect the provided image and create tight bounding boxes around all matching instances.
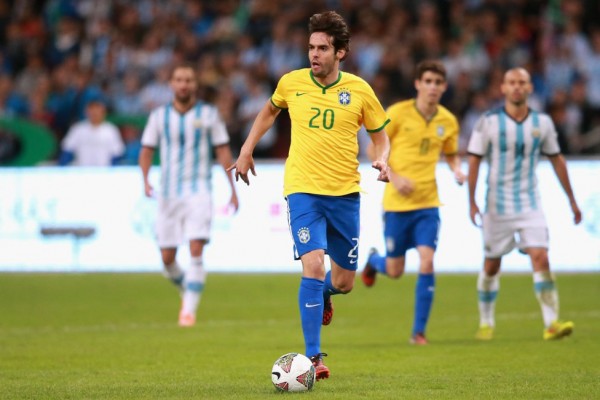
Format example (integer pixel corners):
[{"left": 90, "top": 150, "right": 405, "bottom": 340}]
[{"left": 337, "top": 48, "right": 347, "bottom": 61}]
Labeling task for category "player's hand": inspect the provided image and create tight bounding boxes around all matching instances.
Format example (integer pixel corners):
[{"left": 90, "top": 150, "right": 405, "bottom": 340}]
[
  {"left": 226, "top": 153, "right": 256, "bottom": 185},
  {"left": 454, "top": 169, "right": 466, "bottom": 186},
  {"left": 372, "top": 160, "right": 389, "bottom": 182},
  {"left": 229, "top": 192, "right": 239, "bottom": 213},
  {"left": 144, "top": 182, "right": 154, "bottom": 198},
  {"left": 389, "top": 173, "right": 414, "bottom": 196},
  {"left": 571, "top": 201, "right": 582, "bottom": 225},
  {"left": 469, "top": 204, "right": 482, "bottom": 227}
]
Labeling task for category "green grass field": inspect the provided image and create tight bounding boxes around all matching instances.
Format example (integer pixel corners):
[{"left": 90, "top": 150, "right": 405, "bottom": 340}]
[{"left": 1, "top": 272, "right": 598, "bottom": 399}]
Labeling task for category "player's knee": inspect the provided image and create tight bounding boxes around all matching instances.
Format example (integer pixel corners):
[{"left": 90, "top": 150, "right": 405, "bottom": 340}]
[
  {"left": 386, "top": 260, "right": 405, "bottom": 279},
  {"left": 530, "top": 252, "right": 549, "bottom": 269},
  {"left": 336, "top": 280, "right": 354, "bottom": 293},
  {"left": 388, "top": 269, "right": 404, "bottom": 279}
]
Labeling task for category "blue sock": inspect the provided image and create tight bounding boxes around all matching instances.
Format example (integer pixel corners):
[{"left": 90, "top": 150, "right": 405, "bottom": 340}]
[
  {"left": 323, "top": 270, "right": 342, "bottom": 302},
  {"left": 413, "top": 273, "right": 435, "bottom": 336},
  {"left": 299, "top": 277, "right": 324, "bottom": 357},
  {"left": 368, "top": 252, "right": 387, "bottom": 275}
]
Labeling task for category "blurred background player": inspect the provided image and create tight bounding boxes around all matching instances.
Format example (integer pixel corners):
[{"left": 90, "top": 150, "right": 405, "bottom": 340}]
[
  {"left": 467, "top": 67, "right": 582, "bottom": 341},
  {"left": 139, "top": 63, "right": 238, "bottom": 327},
  {"left": 227, "top": 11, "right": 390, "bottom": 379},
  {"left": 362, "top": 60, "right": 465, "bottom": 345},
  {"left": 59, "top": 98, "right": 124, "bottom": 166}
]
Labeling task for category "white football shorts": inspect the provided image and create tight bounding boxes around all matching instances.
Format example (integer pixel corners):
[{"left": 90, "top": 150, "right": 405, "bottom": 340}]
[
  {"left": 482, "top": 210, "right": 549, "bottom": 258},
  {"left": 156, "top": 194, "right": 212, "bottom": 248}
]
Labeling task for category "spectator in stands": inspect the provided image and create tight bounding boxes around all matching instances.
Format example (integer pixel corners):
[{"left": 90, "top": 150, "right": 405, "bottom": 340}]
[{"left": 59, "top": 97, "right": 124, "bottom": 166}]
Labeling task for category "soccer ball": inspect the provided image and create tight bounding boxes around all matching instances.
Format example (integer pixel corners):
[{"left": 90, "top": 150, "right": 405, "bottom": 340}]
[{"left": 271, "top": 352, "right": 316, "bottom": 392}]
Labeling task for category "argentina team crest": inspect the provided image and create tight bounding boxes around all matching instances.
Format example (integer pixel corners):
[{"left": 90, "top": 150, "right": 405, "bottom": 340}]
[
  {"left": 337, "top": 88, "right": 351, "bottom": 106},
  {"left": 297, "top": 227, "right": 310, "bottom": 244}
]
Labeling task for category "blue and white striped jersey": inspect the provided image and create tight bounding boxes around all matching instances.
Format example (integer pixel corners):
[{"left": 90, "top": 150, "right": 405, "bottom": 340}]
[
  {"left": 141, "top": 102, "right": 229, "bottom": 198},
  {"left": 467, "top": 107, "right": 561, "bottom": 215}
]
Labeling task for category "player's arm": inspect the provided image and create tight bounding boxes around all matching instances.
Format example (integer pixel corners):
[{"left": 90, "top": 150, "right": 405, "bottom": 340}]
[
  {"left": 215, "top": 144, "right": 239, "bottom": 213},
  {"left": 369, "top": 130, "right": 390, "bottom": 182},
  {"left": 547, "top": 154, "right": 582, "bottom": 224},
  {"left": 467, "top": 154, "right": 482, "bottom": 226},
  {"left": 444, "top": 153, "right": 466, "bottom": 185},
  {"left": 139, "top": 146, "right": 155, "bottom": 197},
  {"left": 227, "top": 100, "right": 281, "bottom": 185}
]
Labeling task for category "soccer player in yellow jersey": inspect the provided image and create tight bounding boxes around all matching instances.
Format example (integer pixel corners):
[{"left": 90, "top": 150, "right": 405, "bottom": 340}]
[
  {"left": 362, "top": 60, "right": 466, "bottom": 345},
  {"left": 228, "top": 11, "right": 390, "bottom": 380}
]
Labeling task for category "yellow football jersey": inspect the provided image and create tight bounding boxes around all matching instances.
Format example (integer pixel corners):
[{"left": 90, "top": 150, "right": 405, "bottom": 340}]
[
  {"left": 383, "top": 99, "right": 459, "bottom": 211},
  {"left": 271, "top": 68, "right": 390, "bottom": 196}
]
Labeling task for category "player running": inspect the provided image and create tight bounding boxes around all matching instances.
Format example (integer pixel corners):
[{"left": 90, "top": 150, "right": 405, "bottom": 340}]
[{"left": 228, "top": 11, "right": 390, "bottom": 380}]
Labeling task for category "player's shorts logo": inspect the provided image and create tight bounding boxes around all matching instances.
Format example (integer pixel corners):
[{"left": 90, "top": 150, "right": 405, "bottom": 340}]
[
  {"left": 337, "top": 89, "right": 351, "bottom": 106},
  {"left": 297, "top": 227, "right": 311, "bottom": 244}
]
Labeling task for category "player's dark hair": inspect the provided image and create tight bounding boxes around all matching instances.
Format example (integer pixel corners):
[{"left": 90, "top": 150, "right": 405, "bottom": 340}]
[
  {"left": 415, "top": 60, "right": 447, "bottom": 81},
  {"left": 308, "top": 11, "right": 350, "bottom": 61}
]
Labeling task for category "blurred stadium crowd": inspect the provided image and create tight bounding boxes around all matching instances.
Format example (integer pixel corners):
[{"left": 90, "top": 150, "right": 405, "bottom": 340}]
[{"left": 1, "top": 0, "right": 599, "bottom": 164}]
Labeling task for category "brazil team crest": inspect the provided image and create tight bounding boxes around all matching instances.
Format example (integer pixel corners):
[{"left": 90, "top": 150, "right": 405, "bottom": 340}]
[
  {"left": 337, "top": 88, "right": 351, "bottom": 106},
  {"left": 437, "top": 125, "right": 445, "bottom": 137},
  {"left": 297, "top": 227, "right": 310, "bottom": 244}
]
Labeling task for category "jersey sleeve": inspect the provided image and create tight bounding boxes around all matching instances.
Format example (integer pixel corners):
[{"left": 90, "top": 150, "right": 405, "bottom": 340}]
[
  {"left": 442, "top": 115, "right": 460, "bottom": 155},
  {"left": 467, "top": 115, "right": 489, "bottom": 156},
  {"left": 141, "top": 110, "right": 160, "bottom": 148},
  {"left": 210, "top": 107, "right": 230, "bottom": 146},
  {"left": 270, "top": 73, "right": 289, "bottom": 109},
  {"left": 540, "top": 114, "right": 561, "bottom": 156},
  {"left": 361, "top": 83, "right": 389, "bottom": 132}
]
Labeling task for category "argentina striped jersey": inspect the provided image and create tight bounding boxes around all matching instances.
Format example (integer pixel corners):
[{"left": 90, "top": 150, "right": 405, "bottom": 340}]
[
  {"left": 141, "top": 102, "right": 229, "bottom": 198},
  {"left": 467, "top": 108, "right": 561, "bottom": 215}
]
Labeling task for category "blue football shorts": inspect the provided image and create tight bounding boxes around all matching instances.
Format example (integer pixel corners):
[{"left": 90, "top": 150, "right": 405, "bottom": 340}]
[
  {"left": 286, "top": 192, "right": 360, "bottom": 271},
  {"left": 384, "top": 207, "right": 440, "bottom": 257}
]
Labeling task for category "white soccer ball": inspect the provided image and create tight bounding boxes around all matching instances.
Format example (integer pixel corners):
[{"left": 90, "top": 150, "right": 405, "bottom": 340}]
[{"left": 271, "top": 352, "right": 316, "bottom": 392}]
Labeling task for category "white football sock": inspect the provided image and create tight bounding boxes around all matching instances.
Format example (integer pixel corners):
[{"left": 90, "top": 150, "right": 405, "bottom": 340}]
[
  {"left": 477, "top": 271, "right": 499, "bottom": 327},
  {"left": 181, "top": 256, "right": 206, "bottom": 316},
  {"left": 533, "top": 271, "right": 559, "bottom": 327}
]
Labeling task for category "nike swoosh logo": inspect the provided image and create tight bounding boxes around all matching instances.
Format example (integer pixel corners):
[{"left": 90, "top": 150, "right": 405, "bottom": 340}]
[
  {"left": 305, "top": 303, "right": 321, "bottom": 308},
  {"left": 296, "top": 92, "right": 307, "bottom": 96},
  {"left": 349, "top": 259, "right": 357, "bottom": 264},
  {"left": 272, "top": 372, "right": 281, "bottom": 379}
]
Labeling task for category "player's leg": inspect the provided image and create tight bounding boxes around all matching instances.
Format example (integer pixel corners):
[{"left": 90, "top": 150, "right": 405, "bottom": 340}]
[
  {"left": 527, "top": 246, "right": 573, "bottom": 340},
  {"left": 476, "top": 213, "right": 513, "bottom": 340},
  {"left": 179, "top": 194, "right": 211, "bottom": 327},
  {"left": 179, "top": 239, "right": 207, "bottom": 327},
  {"left": 322, "top": 193, "right": 360, "bottom": 328},
  {"left": 156, "top": 198, "right": 184, "bottom": 291},
  {"left": 362, "top": 211, "right": 408, "bottom": 287},
  {"left": 410, "top": 246, "right": 434, "bottom": 345},
  {"left": 160, "top": 248, "right": 184, "bottom": 290},
  {"left": 299, "top": 250, "right": 329, "bottom": 379},
  {"left": 410, "top": 208, "right": 439, "bottom": 345},
  {"left": 287, "top": 194, "right": 329, "bottom": 378},
  {"left": 476, "top": 257, "right": 501, "bottom": 340},
  {"left": 519, "top": 214, "right": 573, "bottom": 340}
]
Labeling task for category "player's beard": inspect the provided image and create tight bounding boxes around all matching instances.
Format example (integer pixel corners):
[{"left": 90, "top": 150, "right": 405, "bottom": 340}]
[{"left": 175, "top": 92, "right": 193, "bottom": 105}]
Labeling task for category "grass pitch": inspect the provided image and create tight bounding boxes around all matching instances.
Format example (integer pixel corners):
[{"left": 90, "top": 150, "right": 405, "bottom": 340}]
[{"left": 1, "top": 272, "right": 598, "bottom": 399}]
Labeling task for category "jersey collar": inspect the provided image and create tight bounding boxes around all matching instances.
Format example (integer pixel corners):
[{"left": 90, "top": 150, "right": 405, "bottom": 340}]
[{"left": 309, "top": 70, "right": 342, "bottom": 93}]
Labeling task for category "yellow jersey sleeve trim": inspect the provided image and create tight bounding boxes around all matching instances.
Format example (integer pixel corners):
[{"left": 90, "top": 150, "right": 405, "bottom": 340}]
[
  {"left": 366, "top": 118, "right": 391, "bottom": 133},
  {"left": 270, "top": 97, "right": 287, "bottom": 110}
]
